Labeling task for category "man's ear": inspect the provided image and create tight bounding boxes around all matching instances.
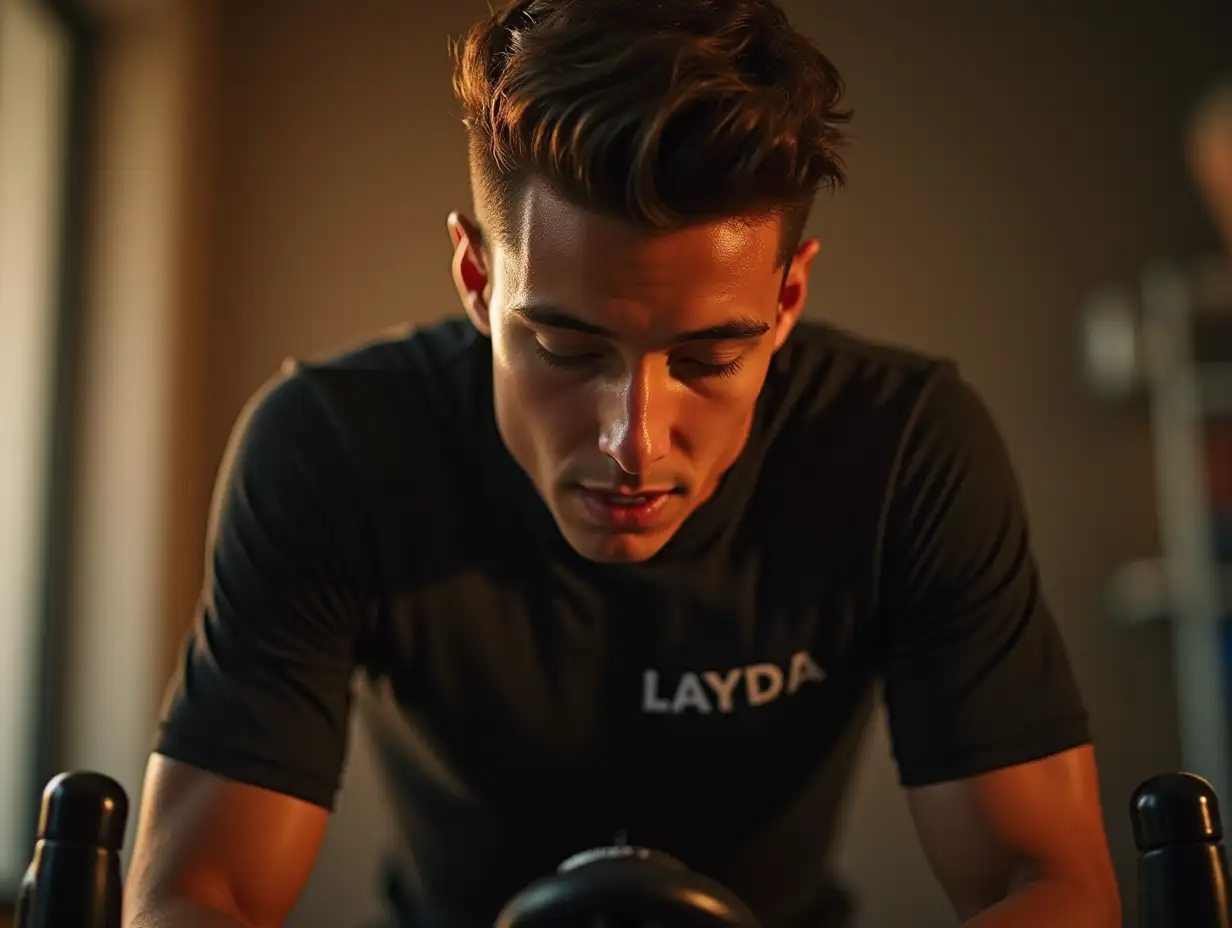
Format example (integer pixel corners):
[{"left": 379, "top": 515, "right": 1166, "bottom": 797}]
[
  {"left": 447, "top": 211, "right": 492, "bottom": 336},
  {"left": 773, "top": 238, "right": 821, "bottom": 351}
]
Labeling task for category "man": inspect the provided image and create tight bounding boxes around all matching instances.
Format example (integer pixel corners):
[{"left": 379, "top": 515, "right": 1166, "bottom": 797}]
[{"left": 124, "top": 1, "right": 1121, "bottom": 926}]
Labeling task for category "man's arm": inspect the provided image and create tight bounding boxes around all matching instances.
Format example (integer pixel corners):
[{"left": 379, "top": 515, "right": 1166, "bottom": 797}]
[
  {"left": 877, "top": 368, "right": 1118, "bottom": 924},
  {"left": 906, "top": 745, "right": 1119, "bottom": 927},
  {"left": 128, "top": 367, "right": 379, "bottom": 924},
  {"left": 125, "top": 757, "right": 328, "bottom": 928}
]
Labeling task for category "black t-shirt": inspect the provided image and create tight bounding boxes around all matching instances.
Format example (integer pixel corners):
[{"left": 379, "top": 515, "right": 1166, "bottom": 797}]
[{"left": 155, "top": 318, "right": 1090, "bottom": 928}]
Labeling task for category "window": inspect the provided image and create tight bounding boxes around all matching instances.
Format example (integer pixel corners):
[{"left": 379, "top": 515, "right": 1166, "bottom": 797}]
[{"left": 0, "top": 0, "right": 73, "bottom": 890}]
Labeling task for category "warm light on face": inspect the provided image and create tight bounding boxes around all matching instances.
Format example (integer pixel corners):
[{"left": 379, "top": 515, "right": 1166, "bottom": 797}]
[{"left": 485, "top": 183, "right": 797, "bottom": 563}]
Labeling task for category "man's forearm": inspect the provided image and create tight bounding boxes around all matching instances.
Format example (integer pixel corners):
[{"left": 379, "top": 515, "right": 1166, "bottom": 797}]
[
  {"left": 125, "top": 897, "right": 253, "bottom": 928},
  {"left": 962, "top": 875, "right": 1121, "bottom": 928}
]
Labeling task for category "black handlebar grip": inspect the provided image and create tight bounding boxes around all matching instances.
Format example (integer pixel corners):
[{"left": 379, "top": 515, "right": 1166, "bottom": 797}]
[
  {"left": 1133, "top": 772, "right": 1231, "bottom": 928},
  {"left": 37, "top": 771, "right": 128, "bottom": 848},
  {"left": 16, "top": 771, "right": 130, "bottom": 928}
]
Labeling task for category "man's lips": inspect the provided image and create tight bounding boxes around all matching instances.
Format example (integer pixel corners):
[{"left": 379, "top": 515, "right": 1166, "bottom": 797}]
[
  {"left": 577, "top": 482, "right": 679, "bottom": 497},
  {"left": 574, "top": 485, "right": 680, "bottom": 529}
]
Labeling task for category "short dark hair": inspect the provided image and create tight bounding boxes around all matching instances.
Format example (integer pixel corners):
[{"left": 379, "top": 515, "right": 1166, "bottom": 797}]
[{"left": 451, "top": 0, "right": 851, "bottom": 268}]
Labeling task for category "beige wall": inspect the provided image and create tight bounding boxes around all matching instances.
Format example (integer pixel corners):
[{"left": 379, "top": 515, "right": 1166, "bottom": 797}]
[
  {"left": 55, "top": 0, "right": 216, "bottom": 875},
  {"left": 157, "top": 3, "right": 1232, "bottom": 926}
]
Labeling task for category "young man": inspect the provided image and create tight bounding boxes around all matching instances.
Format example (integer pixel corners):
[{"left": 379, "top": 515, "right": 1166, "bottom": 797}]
[{"left": 125, "top": 1, "right": 1121, "bottom": 926}]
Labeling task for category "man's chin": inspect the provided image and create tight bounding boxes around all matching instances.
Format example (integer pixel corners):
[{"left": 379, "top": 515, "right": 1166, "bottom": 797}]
[{"left": 558, "top": 522, "right": 675, "bottom": 564}]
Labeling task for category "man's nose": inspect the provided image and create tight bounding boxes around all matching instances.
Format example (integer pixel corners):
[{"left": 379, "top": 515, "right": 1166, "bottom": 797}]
[{"left": 598, "top": 362, "right": 672, "bottom": 476}]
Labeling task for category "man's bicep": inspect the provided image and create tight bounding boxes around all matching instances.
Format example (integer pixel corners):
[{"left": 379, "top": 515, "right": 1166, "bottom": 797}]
[
  {"left": 156, "top": 369, "right": 378, "bottom": 810},
  {"left": 126, "top": 754, "right": 330, "bottom": 927},
  {"left": 905, "top": 745, "right": 1116, "bottom": 921},
  {"left": 880, "top": 371, "right": 1089, "bottom": 788}
]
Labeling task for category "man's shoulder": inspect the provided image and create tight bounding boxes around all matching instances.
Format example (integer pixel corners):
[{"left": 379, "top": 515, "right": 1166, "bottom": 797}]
[
  {"left": 231, "top": 315, "right": 490, "bottom": 497},
  {"left": 307, "top": 315, "right": 483, "bottom": 381},
  {"left": 788, "top": 318, "right": 950, "bottom": 381},
  {"left": 271, "top": 316, "right": 487, "bottom": 434},
  {"left": 794, "top": 323, "right": 1008, "bottom": 461},
  {"left": 771, "top": 320, "right": 956, "bottom": 435},
  {"left": 777, "top": 323, "right": 1017, "bottom": 510},
  {"left": 755, "top": 322, "right": 984, "bottom": 528}
]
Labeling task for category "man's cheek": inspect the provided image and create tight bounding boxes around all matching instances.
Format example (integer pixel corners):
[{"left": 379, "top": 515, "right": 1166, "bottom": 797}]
[
  {"left": 492, "top": 333, "right": 548, "bottom": 400},
  {"left": 534, "top": 392, "right": 596, "bottom": 458},
  {"left": 509, "top": 363, "right": 568, "bottom": 409}
]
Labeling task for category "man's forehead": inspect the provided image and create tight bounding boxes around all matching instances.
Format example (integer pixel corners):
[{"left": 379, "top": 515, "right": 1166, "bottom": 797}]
[{"left": 505, "top": 180, "right": 781, "bottom": 284}]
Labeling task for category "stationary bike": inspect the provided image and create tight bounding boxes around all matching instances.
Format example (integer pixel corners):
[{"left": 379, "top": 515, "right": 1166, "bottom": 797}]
[{"left": 12, "top": 769, "right": 1231, "bottom": 927}]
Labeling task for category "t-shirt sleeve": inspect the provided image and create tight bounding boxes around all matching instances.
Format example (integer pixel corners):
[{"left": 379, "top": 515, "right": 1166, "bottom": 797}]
[
  {"left": 880, "top": 369, "right": 1091, "bottom": 788},
  {"left": 154, "top": 366, "right": 378, "bottom": 810}
]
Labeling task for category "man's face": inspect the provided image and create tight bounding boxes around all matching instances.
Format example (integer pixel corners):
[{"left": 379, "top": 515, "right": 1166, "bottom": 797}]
[{"left": 449, "top": 182, "right": 817, "bottom": 563}]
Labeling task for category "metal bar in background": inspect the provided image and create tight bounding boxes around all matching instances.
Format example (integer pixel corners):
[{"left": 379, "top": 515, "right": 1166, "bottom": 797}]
[
  {"left": 1143, "top": 261, "right": 1232, "bottom": 802},
  {"left": 1107, "top": 559, "right": 1232, "bottom": 626}
]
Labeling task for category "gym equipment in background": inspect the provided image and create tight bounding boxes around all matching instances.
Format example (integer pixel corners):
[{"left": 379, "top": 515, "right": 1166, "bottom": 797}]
[{"left": 1082, "top": 254, "right": 1232, "bottom": 804}]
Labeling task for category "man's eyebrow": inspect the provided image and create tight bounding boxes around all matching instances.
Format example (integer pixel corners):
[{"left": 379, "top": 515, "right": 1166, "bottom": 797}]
[
  {"left": 509, "top": 303, "right": 770, "bottom": 342},
  {"left": 511, "top": 305, "right": 613, "bottom": 337},
  {"left": 681, "top": 317, "right": 772, "bottom": 342}
]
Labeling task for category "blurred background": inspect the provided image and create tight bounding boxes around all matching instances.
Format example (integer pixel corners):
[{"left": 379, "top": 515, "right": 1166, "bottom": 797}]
[{"left": 3, "top": 0, "right": 1232, "bottom": 925}]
